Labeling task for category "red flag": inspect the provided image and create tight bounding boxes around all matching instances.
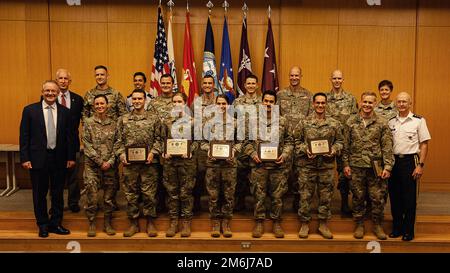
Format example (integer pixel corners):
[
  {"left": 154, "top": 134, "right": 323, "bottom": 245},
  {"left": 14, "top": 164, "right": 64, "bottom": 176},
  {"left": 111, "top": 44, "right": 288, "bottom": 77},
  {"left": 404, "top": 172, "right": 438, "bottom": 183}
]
[
  {"left": 180, "top": 11, "right": 199, "bottom": 106},
  {"left": 262, "top": 17, "right": 279, "bottom": 92}
]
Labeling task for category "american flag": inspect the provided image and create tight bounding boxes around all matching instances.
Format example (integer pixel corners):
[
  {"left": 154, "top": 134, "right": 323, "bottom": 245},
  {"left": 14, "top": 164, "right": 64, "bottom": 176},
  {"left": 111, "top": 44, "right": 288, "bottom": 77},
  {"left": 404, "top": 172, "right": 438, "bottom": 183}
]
[{"left": 150, "top": 6, "right": 171, "bottom": 96}]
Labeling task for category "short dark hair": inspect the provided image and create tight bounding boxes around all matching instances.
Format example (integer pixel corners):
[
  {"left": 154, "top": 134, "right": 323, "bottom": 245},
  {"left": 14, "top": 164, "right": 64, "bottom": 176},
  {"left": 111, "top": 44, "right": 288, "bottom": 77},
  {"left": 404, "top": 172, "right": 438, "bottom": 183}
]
[
  {"left": 216, "top": 94, "right": 230, "bottom": 105},
  {"left": 134, "top": 72, "right": 147, "bottom": 83},
  {"left": 262, "top": 90, "right": 277, "bottom": 103},
  {"left": 203, "top": 74, "right": 214, "bottom": 80},
  {"left": 94, "top": 65, "right": 108, "bottom": 71},
  {"left": 173, "top": 92, "right": 188, "bottom": 103},
  {"left": 132, "top": 89, "right": 146, "bottom": 98},
  {"left": 94, "top": 94, "right": 108, "bottom": 104},
  {"left": 245, "top": 74, "right": 258, "bottom": 83},
  {"left": 160, "top": 73, "right": 174, "bottom": 83},
  {"left": 313, "top": 92, "right": 328, "bottom": 102},
  {"left": 378, "top": 80, "right": 393, "bottom": 91}
]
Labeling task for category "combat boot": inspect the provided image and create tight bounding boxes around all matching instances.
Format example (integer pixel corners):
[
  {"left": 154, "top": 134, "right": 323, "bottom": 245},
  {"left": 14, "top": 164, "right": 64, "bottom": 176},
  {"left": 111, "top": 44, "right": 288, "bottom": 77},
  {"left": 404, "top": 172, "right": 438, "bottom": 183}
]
[
  {"left": 373, "top": 224, "right": 387, "bottom": 240},
  {"left": 87, "top": 220, "right": 96, "bottom": 237},
  {"left": 211, "top": 219, "right": 221, "bottom": 238},
  {"left": 123, "top": 219, "right": 139, "bottom": 237},
  {"left": 353, "top": 222, "right": 365, "bottom": 239},
  {"left": 222, "top": 219, "right": 232, "bottom": 238},
  {"left": 340, "top": 193, "right": 352, "bottom": 217},
  {"left": 318, "top": 220, "right": 333, "bottom": 239},
  {"left": 166, "top": 219, "right": 178, "bottom": 237},
  {"left": 252, "top": 220, "right": 264, "bottom": 238},
  {"left": 298, "top": 222, "right": 309, "bottom": 238},
  {"left": 103, "top": 215, "right": 116, "bottom": 236},
  {"left": 180, "top": 219, "right": 191, "bottom": 237},
  {"left": 272, "top": 220, "right": 285, "bottom": 238},
  {"left": 146, "top": 217, "right": 158, "bottom": 237}
]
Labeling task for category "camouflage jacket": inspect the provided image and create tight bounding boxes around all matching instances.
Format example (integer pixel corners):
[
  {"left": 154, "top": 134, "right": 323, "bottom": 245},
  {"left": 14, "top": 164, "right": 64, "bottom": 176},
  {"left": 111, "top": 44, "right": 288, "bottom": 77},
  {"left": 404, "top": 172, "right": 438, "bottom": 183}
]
[
  {"left": 293, "top": 115, "right": 344, "bottom": 169},
  {"left": 342, "top": 113, "right": 394, "bottom": 171},
  {"left": 244, "top": 115, "right": 293, "bottom": 169},
  {"left": 82, "top": 116, "right": 118, "bottom": 167},
  {"left": 277, "top": 86, "right": 313, "bottom": 117},
  {"left": 147, "top": 94, "right": 173, "bottom": 123},
  {"left": 82, "top": 86, "right": 126, "bottom": 121},
  {"left": 375, "top": 101, "right": 398, "bottom": 121},
  {"left": 200, "top": 114, "right": 243, "bottom": 168},
  {"left": 115, "top": 110, "right": 162, "bottom": 163},
  {"left": 326, "top": 90, "right": 358, "bottom": 125}
]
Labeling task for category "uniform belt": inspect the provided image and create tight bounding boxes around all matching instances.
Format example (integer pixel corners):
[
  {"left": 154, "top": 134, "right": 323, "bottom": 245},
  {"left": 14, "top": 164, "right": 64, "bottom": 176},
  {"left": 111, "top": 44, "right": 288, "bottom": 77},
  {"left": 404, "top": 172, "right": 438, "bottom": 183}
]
[{"left": 394, "top": 154, "right": 416, "bottom": 159}]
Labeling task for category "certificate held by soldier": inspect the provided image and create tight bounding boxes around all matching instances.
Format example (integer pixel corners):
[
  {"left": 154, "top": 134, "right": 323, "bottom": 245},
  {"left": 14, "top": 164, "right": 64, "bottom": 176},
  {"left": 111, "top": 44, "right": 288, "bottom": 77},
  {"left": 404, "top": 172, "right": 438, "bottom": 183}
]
[
  {"left": 165, "top": 139, "right": 190, "bottom": 156},
  {"left": 126, "top": 146, "right": 148, "bottom": 163}
]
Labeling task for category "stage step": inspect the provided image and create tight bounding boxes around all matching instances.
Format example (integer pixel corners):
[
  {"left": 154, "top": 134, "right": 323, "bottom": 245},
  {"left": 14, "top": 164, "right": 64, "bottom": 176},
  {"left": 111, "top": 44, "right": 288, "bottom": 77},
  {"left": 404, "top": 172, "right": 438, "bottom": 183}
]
[{"left": 1, "top": 230, "right": 450, "bottom": 252}]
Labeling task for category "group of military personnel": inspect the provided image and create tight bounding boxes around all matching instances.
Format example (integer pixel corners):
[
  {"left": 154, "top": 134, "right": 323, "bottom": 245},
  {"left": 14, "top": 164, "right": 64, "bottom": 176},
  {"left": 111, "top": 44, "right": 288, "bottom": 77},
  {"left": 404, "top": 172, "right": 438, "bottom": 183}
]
[{"left": 51, "top": 65, "right": 430, "bottom": 242}]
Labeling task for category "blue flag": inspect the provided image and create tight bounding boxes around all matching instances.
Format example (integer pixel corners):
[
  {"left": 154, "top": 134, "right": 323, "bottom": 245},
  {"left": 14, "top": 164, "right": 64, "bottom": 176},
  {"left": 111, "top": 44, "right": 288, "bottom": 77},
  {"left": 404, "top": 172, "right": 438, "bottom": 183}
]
[
  {"left": 219, "top": 17, "right": 235, "bottom": 103},
  {"left": 203, "top": 16, "right": 221, "bottom": 96}
]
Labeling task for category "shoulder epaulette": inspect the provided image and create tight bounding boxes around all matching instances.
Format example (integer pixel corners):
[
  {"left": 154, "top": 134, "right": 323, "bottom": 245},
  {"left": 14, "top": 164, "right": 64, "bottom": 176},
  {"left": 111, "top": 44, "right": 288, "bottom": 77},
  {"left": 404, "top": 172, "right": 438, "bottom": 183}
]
[{"left": 413, "top": 114, "right": 422, "bottom": 119}]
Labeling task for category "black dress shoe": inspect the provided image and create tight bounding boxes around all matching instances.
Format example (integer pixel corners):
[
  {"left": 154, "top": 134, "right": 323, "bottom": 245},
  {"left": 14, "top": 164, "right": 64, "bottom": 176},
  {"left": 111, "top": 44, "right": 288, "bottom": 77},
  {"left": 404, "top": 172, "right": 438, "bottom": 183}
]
[
  {"left": 69, "top": 205, "right": 81, "bottom": 213},
  {"left": 389, "top": 231, "right": 403, "bottom": 238},
  {"left": 38, "top": 226, "right": 49, "bottom": 238},
  {"left": 48, "top": 225, "right": 71, "bottom": 235},
  {"left": 402, "top": 234, "right": 414, "bottom": 241}
]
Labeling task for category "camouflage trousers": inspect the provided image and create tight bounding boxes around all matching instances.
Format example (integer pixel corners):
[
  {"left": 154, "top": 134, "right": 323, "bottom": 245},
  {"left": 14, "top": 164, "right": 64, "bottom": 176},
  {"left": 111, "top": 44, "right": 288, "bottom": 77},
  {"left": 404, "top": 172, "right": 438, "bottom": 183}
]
[
  {"left": 163, "top": 158, "right": 197, "bottom": 220},
  {"left": 250, "top": 166, "right": 289, "bottom": 220},
  {"left": 122, "top": 163, "right": 158, "bottom": 219},
  {"left": 205, "top": 167, "right": 237, "bottom": 219},
  {"left": 298, "top": 167, "right": 334, "bottom": 222},
  {"left": 349, "top": 167, "right": 387, "bottom": 224},
  {"left": 83, "top": 160, "right": 116, "bottom": 221},
  {"left": 336, "top": 155, "right": 350, "bottom": 195}
]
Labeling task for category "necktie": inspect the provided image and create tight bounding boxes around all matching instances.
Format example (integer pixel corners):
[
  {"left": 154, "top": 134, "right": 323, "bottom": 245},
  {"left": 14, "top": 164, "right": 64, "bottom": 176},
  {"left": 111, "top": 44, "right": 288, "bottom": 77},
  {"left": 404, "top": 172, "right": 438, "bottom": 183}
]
[
  {"left": 47, "top": 106, "right": 56, "bottom": 149},
  {"left": 61, "top": 93, "right": 67, "bottom": 107}
]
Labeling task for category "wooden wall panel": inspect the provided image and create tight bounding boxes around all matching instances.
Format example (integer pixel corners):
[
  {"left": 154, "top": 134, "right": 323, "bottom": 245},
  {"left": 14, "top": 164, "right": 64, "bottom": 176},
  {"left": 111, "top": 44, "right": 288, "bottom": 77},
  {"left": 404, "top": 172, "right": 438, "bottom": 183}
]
[
  {"left": 339, "top": 0, "right": 416, "bottom": 26},
  {"left": 107, "top": 22, "right": 154, "bottom": 95},
  {"left": 337, "top": 26, "right": 416, "bottom": 101},
  {"left": 49, "top": 0, "right": 107, "bottom": 22},
  {"left": 50, "top": 22, "right": 108, "bottom": 97},
  {"left": 280, "top": 0, "right": 339, "bottom": 25},
  {"left": 418, "top": 0, "right": 450, "bottom": 26},
  {"left": 415, "top": 27, "right": 450, "bottom": 189},
  {"left": 0, "top": 21, "right": 50, "bottom": 144},
  {"left": 107, "top": 0, "right": 156, "bottom": 23},
  {"left": 0, "top": 0, "right": 48, "bottom": 21},
  {"left": 279, "top": 25, "right": 339, "bottom": 92}
]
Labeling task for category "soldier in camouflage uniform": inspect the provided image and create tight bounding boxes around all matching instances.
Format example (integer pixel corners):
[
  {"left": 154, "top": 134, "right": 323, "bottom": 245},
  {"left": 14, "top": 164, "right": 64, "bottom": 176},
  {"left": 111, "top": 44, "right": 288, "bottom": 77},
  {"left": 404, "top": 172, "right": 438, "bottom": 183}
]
[
  {"left": 277, "top": 66, "right": 311, "bottom": 212},
  {"left": 82, "top": 95, "right": 118, "bottom": 237},
  {"left": 191, "top": 75, "right": 217, "bottom": 212},
  {"left": 245, "top": 90, "right": 293, "bottom": 239},
  {"left": 116, "top": 89, "right": 162, "bottom": 237},
  {"left": 293, "top": 92, "right": 344, "bottom": 239},
  {"left": 232, "top": 75, "right": 262, "bottom": 212},
  {"left": 342, "top": 92, "right": 394, "bottom": 240},
  {"left": 202, "top": 95, "right": 243, "bottom": 238},
  {"left": 125, "top": 72, "right": 156, "bottom": 112},
  {"left": 375, "top": 80, "right": 398, "bottom": 121},
  {"left": 161, "top": 92, "right": 198, "bottom": 238},
  {"left": 83, "top": 65, "right": 127, "bottom": 212},
  {"left": 146, "top": 74, "right": 176, "bottom": 213},
  {"left": 325, "top": 70, "right": 358, "bottom": 217}
]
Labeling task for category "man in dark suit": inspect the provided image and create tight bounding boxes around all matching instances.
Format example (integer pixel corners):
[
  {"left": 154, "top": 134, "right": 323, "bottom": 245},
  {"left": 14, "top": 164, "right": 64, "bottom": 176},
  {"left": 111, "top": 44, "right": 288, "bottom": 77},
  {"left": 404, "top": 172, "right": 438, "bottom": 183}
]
[
  {"left": 55, "top": 69, "right": 84, "bottom": 212},
  {"left": 20, "top": 80, "right": 76, "bottom": 237}
]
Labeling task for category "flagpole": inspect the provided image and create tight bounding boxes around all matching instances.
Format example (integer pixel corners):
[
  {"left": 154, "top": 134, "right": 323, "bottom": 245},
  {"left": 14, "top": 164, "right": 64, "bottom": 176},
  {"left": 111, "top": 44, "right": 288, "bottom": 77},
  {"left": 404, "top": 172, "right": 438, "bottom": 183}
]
[
  {"left": 222, "top": 0, "right": 229, "bottom": 15},
  {"left": 167, "top": 0, "right": 174, "bottom": 12},
  {"left": 242, "top": 2, "right": 248, "bottom": 19},
  {"left": 186, "top": 0, "right": 189, "bottom": 12},
  {"left": 268, "top": 5, "right": 271, "bottom": 19},
  {"left": 207, "top": 0, "right": 213, "bottom": 16}
]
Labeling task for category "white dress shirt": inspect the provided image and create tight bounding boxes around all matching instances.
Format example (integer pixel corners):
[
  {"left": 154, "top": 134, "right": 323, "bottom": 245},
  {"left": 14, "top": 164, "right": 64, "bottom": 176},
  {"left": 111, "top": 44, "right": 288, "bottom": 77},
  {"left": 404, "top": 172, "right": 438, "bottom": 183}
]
[
  {"left": 389, "top": 111, "right": 431, "bottom": 155},
  {"left": 58, "top": 91, "right": 71, "bottom": 109}
]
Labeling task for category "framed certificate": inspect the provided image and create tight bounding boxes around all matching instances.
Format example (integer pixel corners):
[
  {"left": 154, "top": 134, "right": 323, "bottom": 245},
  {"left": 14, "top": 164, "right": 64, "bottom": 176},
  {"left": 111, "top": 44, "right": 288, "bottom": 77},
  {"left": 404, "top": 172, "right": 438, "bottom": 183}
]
[
  {"left": 126, "top": 146, "right": 148, "bottom": 163},
  {"left": 210, "top": 141, "right": 232, "bottom": 160},
  {"left": 371, "top": 159, "right": 383, "bottom": 177},
  {"left": 165, "top": 139, "right": 190, "bottom": 156},
  {"left": 308, "top": 138, "right": 331, "bottom": 155},
  {"left": 258, "top": 142, "right": 279, "bottom": 162}
]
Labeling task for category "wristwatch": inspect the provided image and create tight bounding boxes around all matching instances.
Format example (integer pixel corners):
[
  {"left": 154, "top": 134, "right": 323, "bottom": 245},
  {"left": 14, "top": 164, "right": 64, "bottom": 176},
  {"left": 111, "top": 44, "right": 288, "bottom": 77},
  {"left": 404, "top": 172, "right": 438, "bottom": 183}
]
[{"left": 419, "top": 162, "right": 425, "bottom": 167}]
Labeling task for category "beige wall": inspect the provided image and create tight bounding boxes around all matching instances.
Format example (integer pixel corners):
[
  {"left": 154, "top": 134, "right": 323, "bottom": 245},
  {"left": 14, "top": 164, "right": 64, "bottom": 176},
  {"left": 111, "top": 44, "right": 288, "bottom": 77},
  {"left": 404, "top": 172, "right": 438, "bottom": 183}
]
[{"left": 1, "top": 0, "right": 449, "bottom": 191}]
